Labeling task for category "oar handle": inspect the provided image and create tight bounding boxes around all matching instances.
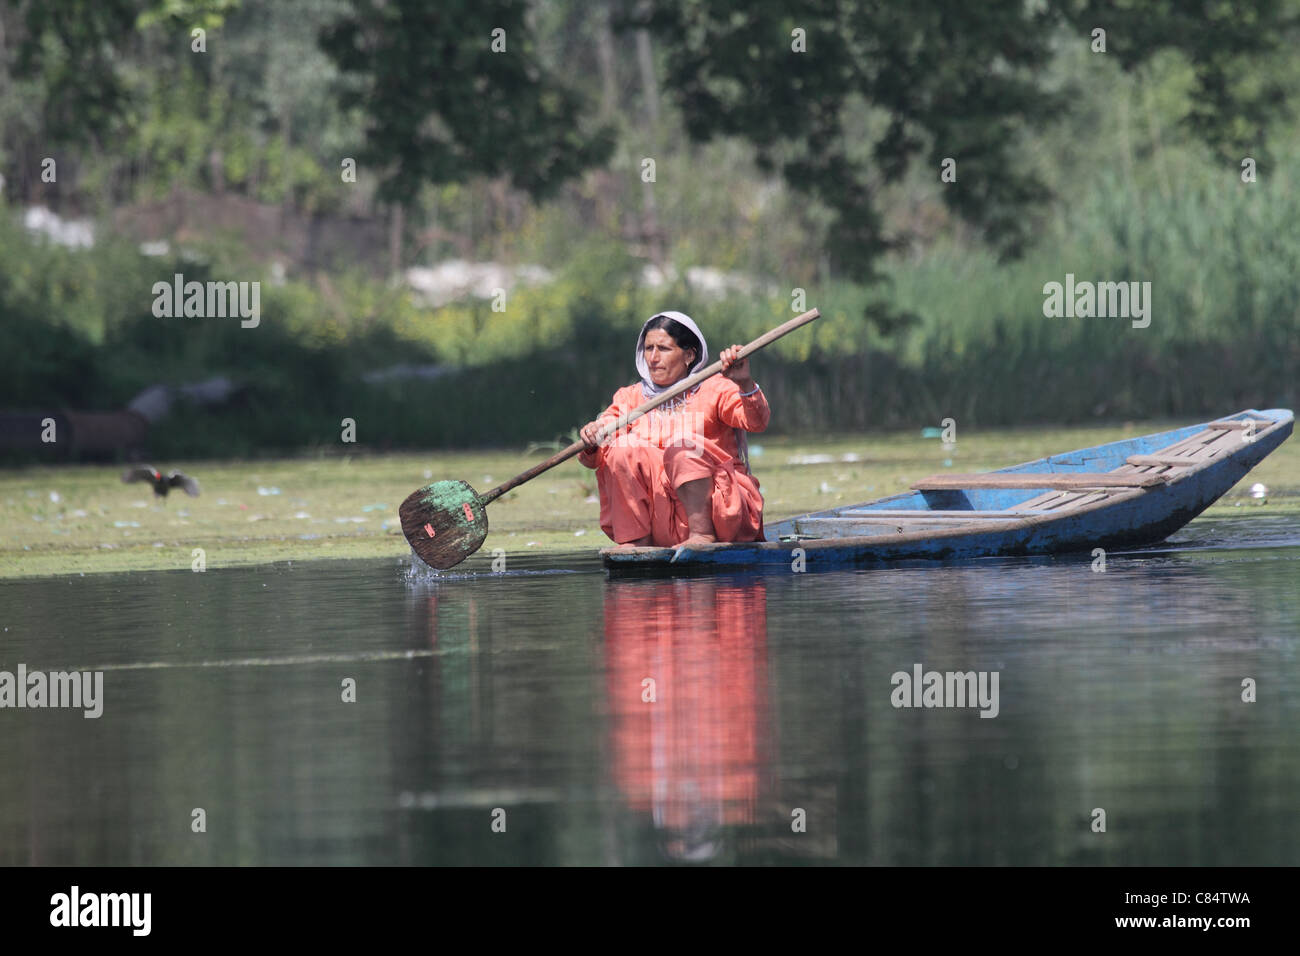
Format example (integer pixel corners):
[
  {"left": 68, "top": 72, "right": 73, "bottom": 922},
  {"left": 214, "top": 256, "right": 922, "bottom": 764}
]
[{"left": 481, "top": 308, "right": 820, "bottom": 504}]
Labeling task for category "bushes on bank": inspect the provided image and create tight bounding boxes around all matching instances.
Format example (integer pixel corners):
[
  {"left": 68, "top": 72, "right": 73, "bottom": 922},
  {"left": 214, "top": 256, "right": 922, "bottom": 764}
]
[{"left": 3, "top": 155, "right": 1298, "bottom": 463}]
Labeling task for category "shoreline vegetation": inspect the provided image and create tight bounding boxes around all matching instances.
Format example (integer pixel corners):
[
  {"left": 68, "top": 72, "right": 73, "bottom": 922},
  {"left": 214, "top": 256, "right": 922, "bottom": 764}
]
[
  {"left": 5, "top": 154, "right": 1298, "bottom": 465},
  {"left": 3, "top": 423, "right": 1295, "bottom": 580},
  {"left": 6, "top": 11, "right": 1298, "bottom": 464}
]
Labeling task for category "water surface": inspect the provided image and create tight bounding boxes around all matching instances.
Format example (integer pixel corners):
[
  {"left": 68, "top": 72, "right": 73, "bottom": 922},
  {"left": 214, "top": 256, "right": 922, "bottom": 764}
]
[{"left": 1, "top": 513, "right": 1297, "bottom": 865}]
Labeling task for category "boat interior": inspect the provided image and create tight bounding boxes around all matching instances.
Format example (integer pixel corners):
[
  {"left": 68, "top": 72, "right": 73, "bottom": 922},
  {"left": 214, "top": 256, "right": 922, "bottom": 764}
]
[{"left": 773, "top": 411, "right": 1282, "bottom": 541}]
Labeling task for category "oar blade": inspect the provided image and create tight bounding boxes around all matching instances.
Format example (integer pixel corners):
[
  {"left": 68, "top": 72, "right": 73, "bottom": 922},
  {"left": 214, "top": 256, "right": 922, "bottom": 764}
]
[{"left": 399, "top": 480, "right": 489, "bottom": 569}]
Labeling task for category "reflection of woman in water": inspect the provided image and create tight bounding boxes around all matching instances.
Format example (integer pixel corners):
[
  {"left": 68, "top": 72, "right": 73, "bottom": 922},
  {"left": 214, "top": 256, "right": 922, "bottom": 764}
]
[
  {"left": 603, "top": 579, "right": 769, "bottom": 861},
  {"left": 578, "top": 311, "right": 770, "bottom": 548}
]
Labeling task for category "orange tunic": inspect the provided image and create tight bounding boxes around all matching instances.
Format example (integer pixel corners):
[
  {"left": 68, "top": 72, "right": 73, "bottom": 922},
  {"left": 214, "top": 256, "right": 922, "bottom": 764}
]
[{"left": 579, "top": 376, "right": 770, "bottom": 545}]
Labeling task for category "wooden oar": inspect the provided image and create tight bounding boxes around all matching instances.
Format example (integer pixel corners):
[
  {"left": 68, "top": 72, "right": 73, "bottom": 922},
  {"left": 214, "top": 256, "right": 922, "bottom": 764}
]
[{"left": 400, "top": 308, "right": 820, "bottom": 569}]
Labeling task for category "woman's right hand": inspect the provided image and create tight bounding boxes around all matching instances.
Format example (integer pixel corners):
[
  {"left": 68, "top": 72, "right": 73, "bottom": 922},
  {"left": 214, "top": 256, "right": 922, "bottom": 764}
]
[{"left": 580, "top": 420, "right": 604, "bottom": 452}]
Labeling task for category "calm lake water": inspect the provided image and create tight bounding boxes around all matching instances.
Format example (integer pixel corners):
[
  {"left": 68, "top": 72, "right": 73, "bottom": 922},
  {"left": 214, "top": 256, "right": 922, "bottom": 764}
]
[{"left": 2, "top": 512, "right": 1297, "bottom": 865}]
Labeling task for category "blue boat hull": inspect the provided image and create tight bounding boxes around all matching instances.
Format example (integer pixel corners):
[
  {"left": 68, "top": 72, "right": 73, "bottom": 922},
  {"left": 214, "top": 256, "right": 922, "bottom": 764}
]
[{"left": 602, "top": 409, "right": 1293, "bottom": 575}]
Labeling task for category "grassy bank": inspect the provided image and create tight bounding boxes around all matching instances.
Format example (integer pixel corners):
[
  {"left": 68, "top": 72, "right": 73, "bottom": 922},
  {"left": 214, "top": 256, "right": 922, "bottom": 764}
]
[{"left": 2, "top": 421, "right": 1295, "bottom": 579}]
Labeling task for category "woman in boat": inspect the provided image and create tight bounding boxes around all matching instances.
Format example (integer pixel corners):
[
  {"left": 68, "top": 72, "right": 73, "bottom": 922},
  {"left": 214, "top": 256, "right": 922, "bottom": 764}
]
[{"left": 578, "top": 311, "right": 770, "bottom": 548}]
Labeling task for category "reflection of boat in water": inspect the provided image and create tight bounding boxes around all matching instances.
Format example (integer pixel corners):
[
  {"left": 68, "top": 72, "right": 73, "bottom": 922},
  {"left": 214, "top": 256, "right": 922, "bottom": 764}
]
[{"left": 602, "top": 579, "right": 769, "bottom": 862}]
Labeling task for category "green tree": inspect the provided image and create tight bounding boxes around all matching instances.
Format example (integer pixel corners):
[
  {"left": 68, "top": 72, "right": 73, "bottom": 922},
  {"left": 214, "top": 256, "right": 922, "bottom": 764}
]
[
  {"left": 319, "top": 0, "right": 616, "bottom": 206},
  {"left": 3, "top": 0, "right": 238, "bottom": 150},
  {"left": 631, "top": 0, "right": 1298, "bottom": 279}
]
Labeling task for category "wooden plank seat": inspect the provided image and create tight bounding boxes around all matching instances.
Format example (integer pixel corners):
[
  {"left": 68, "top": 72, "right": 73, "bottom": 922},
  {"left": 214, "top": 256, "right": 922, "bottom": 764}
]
[
  {"left": 836, "top": 509, "right": 1051, "bottom": 518},
  {"left": 1125, "top": 454, "right": 1204, "bottom": 468},
  {"left": 792, "top": 517, "right": 982, "bottom": 536},
  {"left": 839, "top": 520, "right": 1017, "bottom": 527},
  {"left": 911, "top": 473, "right": 1167, "bottom": 491},
  {"left": 793, "top": 506, "right": 1069, "bottom": 537}
]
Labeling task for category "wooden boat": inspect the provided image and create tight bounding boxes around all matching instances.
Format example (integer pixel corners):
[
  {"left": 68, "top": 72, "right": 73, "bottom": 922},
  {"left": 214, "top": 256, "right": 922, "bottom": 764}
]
[{"left": 601, "top": 408, "right": 1294, "bottom": 575}]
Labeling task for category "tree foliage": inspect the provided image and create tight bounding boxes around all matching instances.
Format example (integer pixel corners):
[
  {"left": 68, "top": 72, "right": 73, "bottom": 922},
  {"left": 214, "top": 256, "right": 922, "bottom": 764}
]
[
  {"left": 3, "top": 0, "right": 1297, "bottom": 280},
  {"left": 319, "top": 0, "right": 616, "bottom": 205},
  {"left": 4, "top": 0, "right": 238, "bottom": 148},
  {"left": 631, "top": 0, "right": 1297, "bottom": 277}
]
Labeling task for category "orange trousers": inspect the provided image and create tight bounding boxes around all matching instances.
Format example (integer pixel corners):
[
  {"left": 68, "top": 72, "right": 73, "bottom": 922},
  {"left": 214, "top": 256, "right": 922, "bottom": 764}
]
[{"left": 595, "top": 437, "right": 764, "bottom": 546}]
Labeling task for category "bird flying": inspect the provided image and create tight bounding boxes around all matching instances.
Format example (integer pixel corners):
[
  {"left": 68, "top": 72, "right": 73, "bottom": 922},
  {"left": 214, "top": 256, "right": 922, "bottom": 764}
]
[{"left": 121, "top": 467, "right": 200, "bottom": 498}]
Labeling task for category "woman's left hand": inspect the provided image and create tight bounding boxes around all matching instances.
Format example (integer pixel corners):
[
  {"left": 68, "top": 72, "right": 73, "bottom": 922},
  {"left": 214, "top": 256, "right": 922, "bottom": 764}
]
[{"left": 720, "top": 345, "right": 753, "bottom": 388}]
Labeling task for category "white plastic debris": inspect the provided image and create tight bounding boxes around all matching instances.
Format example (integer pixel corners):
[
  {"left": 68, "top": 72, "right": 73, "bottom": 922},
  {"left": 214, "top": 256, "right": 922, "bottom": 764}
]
[
  {"left": 405, "top": 260, "right": 554, "bottom": 308},
  {"left": 24, "top": 206, "right": 95, "bottom": 248}
]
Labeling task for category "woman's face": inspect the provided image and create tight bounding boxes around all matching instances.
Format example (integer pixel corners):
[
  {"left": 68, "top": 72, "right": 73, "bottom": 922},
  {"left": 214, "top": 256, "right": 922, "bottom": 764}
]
[{"left": 643, "top": 329, "right": 695, "bottom": 386}]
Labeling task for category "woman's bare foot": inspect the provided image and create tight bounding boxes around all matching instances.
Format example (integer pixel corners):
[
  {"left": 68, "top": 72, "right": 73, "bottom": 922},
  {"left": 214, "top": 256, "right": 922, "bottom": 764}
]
[
  {"left": 612, "top": 534, "right": 654, "bottom": 550},
  {"left": 675, "top": 476, "right": 717, "bottom": 546}
]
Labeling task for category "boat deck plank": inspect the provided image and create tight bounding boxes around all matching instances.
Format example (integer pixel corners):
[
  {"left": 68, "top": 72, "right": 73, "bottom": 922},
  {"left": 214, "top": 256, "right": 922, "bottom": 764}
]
[
  {"left": 1126, "top": 454, "right": 1204, "bottom": 468},
  {"left": 911, "top": 473, "right": 1167, "bottom": 490},
  {"left": 835, "top": 509, "right": 1048, "bottom": 518}
]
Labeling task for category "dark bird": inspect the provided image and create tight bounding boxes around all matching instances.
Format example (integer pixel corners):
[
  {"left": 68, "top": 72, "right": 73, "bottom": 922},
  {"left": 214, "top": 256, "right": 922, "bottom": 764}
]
[{"left": 121, "top": 467, "right": 200, "bottom": 499}]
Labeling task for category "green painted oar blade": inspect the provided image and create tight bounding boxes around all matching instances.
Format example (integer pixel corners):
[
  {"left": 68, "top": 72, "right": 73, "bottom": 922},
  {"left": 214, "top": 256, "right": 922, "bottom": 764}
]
[{"left": 399, "top": 479, "right": 489, "bottom": 569}]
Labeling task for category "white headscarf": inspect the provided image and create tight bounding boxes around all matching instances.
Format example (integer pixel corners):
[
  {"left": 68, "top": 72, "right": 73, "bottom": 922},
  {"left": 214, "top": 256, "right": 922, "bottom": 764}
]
[
  {"left": 635, "top": 311, "right": 708, "bottom": 398},
  {"left": 633, "top": 310, "right": 753, "bottom": 473}
]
